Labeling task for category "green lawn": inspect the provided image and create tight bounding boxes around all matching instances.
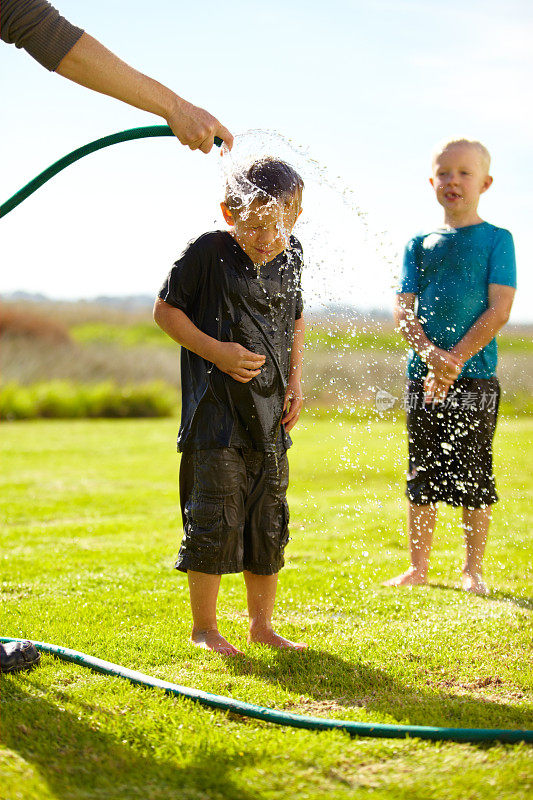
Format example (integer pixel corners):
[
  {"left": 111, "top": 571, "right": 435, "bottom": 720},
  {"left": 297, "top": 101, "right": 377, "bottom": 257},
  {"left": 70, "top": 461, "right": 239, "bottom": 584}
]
[{"left": 1, "top": 417, "right": 532, "bottom": 800}]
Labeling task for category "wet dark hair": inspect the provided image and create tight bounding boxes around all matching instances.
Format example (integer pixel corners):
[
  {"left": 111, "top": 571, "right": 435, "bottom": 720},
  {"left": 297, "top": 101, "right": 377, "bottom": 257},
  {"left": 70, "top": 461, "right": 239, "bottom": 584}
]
[{"left": 225, "top": 157, "right": 304, "bottom": 211}]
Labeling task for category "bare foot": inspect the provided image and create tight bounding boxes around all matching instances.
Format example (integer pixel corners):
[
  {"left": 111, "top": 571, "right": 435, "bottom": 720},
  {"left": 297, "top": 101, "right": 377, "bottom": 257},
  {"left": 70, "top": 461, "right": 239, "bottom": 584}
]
[
  {"left": 248, "top": 627, "right": 307, "bottom": 650},
  {"left": 461, "top": 572, "right": 489, "bottom": 596},
  {"left": 191, "top": 629, "right": 243, "bottom": 656},
  {"left": 383, "top": 567, "right": 428, "bottom": 587}
]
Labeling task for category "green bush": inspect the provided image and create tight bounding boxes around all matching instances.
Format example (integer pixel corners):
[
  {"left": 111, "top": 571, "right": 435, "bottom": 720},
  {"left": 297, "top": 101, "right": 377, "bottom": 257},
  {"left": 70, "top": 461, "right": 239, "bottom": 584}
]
[
  {"left": 32, "top": 380, "right": 88, "bottom": 418},
  {"left": 0, "top": 381, "right": 177, "bottom": 420},
  {"left": 0, "top": 382, "right": 38, "bottom": 420}
]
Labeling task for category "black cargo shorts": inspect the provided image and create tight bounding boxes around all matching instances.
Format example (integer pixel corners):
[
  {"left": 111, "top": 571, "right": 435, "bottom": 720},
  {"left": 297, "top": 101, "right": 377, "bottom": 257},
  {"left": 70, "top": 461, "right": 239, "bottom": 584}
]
[
  {"left": 405, "top": 377, "right": 500, "bottom": 508},
  {"left": 176, "top": 447, "right": 290, "bottom": 575}
]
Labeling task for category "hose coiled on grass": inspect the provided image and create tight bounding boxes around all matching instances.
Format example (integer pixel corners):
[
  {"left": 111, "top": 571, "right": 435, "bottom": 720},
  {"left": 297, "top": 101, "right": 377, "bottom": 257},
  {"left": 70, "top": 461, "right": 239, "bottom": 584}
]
[{"left": 2, "top": 637, "right": 532, "bottom": 744}]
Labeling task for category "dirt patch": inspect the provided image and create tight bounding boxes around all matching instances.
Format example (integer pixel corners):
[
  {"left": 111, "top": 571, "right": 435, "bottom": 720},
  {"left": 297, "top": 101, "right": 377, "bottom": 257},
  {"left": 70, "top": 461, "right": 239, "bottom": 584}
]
[
  {"left": 424, "top": 674, "right": 528, "bottom": 703},
  {"left": 284, "top": 696, "right": 368, "bottom": 715}
]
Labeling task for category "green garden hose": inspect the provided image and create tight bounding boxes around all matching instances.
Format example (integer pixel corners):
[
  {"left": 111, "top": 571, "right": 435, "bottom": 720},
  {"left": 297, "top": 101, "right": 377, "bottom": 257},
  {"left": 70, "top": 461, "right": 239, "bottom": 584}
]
[
  {"left": 2, "top": 637, "right": 531, "bottom": 744},
  {"left": 0, "top": 125, "right": 222, "bottom": 219}
]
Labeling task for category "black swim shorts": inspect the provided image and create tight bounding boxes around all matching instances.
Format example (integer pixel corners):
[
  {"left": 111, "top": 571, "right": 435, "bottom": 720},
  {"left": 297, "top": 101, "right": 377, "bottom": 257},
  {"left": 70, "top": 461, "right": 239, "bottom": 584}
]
[
  {"left": 176, "top": 447, "right": 290, "bottom": 575},
  {"left": 405, "top": 377, "right": 500, "bottom": 508}
]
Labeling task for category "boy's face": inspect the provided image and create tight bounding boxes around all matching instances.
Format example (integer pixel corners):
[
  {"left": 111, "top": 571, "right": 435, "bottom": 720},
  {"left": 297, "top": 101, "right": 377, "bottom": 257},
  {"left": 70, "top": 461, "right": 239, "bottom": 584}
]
[
  {"left": 430, "top": 144, "right": 493, "bottom": 219},
  {"left": 220, "top": 196, "right": 301, "bottom": 265}
]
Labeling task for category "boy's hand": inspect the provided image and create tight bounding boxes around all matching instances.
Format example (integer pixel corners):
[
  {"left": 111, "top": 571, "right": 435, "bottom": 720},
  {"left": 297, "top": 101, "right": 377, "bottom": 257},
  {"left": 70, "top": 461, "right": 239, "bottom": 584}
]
[
  {"left": 423, "top": 374, "right": 451, "bottom": 404},
  {"left": 282, "top": 379, "right": 303, "bottom": 432},
  {"left": 214, "top": 342, "right": 265, "bottom": 383},
  {"left": 422, "top": 346, "right": 463, "bottom": 404},
  {"left": 424, "top": 346, "right": 463, "bottom": 384}
]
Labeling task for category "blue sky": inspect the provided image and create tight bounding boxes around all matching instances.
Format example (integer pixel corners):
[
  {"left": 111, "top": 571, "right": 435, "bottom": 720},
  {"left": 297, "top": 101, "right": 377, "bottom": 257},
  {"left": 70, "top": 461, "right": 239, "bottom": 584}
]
[{"left": 2, "top": 0, "right": 532, "bottom": 320}]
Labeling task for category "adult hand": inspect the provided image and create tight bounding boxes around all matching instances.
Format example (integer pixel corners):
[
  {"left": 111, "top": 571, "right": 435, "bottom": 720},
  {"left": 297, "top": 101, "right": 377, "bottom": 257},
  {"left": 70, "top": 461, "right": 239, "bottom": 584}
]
[
  {"left": 54, "top": 33, "right": 234, "bottom": 153},
  {"left": 282, "top": 378, "right": 303, "bottom": 432},
  {"left": 167, "top": 97, "right": 233, "bottom": 153},
  {"left": 214, "top": 342, "right": 265, "bottom": 383}
]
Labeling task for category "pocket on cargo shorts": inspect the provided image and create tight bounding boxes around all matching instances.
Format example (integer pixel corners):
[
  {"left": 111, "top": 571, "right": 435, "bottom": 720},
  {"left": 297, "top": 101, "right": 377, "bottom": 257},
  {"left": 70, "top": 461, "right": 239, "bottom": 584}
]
[
  {"left": 186, "top": 492, "right": 224, "bottom": 528},
  {"left": 184, "top": 491, "right": 225, "bottom": 559}
]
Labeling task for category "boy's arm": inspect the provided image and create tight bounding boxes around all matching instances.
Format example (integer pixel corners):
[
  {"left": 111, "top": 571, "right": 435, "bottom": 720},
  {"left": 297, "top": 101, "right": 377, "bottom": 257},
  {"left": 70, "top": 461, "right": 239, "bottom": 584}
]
[
  {"left": 426, "top": 284, "right": 515, "bottom": 402},
  {"left": 450, "top": 284, "right": 516, "bottom": 363},
  {"left": 282, "top": 316, "right": 305, "bottom": 433},
  {"left": 395, "top": 293, "right": 463, "bottom": 383},
  {"left": 153, "top": 298, "right": 265, "bottom": 383}
]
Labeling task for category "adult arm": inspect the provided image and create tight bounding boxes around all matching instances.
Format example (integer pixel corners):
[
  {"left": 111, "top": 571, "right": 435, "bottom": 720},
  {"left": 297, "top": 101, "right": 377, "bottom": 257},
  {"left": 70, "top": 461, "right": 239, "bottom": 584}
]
[
  {"left": 282, "top": 315, "right": 305, "bottom": 432},
  {"left": 56, "top": 33, "right": 233, "bottom": 152},
  {"left": 153, "top": 298, "right": 264, "bottom": 383},
  {"left": 1, "top": 0, "right": 233, "bottom": 152}
]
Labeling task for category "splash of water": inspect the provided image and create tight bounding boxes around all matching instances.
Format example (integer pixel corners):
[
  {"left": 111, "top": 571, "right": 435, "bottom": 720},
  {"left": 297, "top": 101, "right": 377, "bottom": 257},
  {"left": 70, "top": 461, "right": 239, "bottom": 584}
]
[
  {"left": 216, "top": 134, "right": 405, "bottom": 541},
  {"left": 219, "top": 128, "right": 399, "bottom": 283},
  {"left": 217, "top": 129, "right": 402, "bottom": 408}
]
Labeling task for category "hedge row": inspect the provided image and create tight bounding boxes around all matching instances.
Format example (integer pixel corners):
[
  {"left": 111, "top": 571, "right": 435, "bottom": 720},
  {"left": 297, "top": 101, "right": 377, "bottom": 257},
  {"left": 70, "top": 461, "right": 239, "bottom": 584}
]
[{"left": 0, "top": 381, "right": 177, "bottom": 420}]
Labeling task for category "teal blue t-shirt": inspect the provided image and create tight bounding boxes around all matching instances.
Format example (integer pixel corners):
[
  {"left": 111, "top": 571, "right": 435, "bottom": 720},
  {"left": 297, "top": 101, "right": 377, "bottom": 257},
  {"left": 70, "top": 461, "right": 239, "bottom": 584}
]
[{"left": 399, "top": 222, "right": 516, "bottom": 379}]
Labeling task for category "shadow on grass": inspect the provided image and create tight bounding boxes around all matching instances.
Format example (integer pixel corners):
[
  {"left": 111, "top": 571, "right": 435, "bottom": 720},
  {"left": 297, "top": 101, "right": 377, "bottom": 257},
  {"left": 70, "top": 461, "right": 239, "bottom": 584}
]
[
  {"left": 224, "top": 646, "right": 533, "bottom": 734},
  {"left": 489, "top": 590, "right": 533, "bottom": 611},
  {"left": 2, "top": 677, "right": 258, "bottom": 800},
  {"left": 428, "top": 582, "right": 533, "bottom": 610}
]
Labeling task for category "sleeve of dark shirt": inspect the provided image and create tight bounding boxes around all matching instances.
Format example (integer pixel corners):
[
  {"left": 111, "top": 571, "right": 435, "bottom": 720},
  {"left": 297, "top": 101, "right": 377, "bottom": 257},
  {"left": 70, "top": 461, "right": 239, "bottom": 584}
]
[
  {"left": 1, "top": 0, "right": 84, "bottom": 71},
  {"left": 158, "top": 239, "right": 207, "bottom": 316},
  {"left": 295, "top": 284, "right": 303, "bottom": 320},
  {"left": 292, "top": 238, "right": 304, "bottom": 320}
]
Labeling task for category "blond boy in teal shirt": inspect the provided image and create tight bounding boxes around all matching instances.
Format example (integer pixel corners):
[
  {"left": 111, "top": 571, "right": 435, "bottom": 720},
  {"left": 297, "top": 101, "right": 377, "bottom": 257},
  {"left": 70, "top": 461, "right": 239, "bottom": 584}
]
[{"left": 385, "top": 138, "right": 516, "bottom": 595}]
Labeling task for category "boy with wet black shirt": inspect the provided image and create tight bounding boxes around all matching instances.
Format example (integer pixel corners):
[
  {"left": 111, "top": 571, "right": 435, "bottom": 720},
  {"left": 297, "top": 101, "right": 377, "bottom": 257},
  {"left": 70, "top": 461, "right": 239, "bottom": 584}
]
[{"left": 154, "top": 159, "right": 306, "bottom": 655}]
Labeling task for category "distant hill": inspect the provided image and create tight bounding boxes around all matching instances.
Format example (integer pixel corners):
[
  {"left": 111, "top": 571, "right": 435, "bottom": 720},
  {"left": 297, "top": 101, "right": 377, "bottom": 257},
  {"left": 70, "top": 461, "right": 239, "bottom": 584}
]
[
  {"left": 1, "top": 292, "right": 393, "bottom": 321},
  {"left": 1, "top": 291, "right": 155, "bottom": 311},
  {"left": 2, "top": 291, "right": 51, "bottom": 304}
]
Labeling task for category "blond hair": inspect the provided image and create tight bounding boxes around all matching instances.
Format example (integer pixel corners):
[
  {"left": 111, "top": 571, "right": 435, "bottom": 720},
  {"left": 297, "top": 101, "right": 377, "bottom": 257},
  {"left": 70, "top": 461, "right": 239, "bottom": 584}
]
[{"left": 432, "top": 138, "right": 491, "bottom": 174}]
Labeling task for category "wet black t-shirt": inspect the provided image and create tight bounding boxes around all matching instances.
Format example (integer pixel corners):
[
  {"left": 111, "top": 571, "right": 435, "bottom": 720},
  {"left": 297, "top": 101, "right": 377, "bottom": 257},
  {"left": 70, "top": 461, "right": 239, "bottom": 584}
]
[{"left": 159, "top": 230, "right": 304, "bottom": 453}]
